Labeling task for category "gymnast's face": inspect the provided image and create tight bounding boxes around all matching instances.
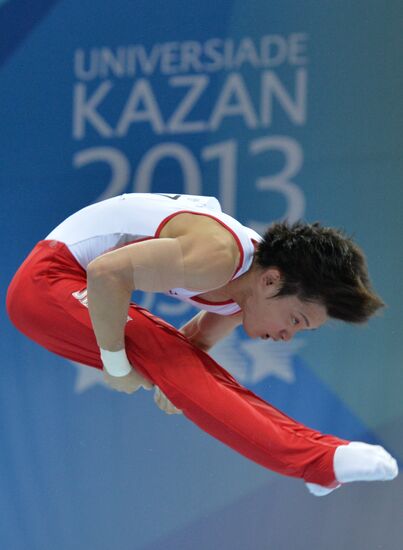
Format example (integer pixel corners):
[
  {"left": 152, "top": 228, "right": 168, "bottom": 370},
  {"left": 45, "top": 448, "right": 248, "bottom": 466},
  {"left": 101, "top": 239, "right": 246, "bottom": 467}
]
[{"left": 241, "top": 268, "right": 328, "bottom": 341}]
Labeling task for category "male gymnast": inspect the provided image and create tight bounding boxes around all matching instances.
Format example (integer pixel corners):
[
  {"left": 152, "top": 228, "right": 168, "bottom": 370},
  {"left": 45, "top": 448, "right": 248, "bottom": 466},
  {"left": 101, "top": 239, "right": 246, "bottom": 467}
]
[{"left": 6, "top": 192, "right": 398, "bottom": 496}]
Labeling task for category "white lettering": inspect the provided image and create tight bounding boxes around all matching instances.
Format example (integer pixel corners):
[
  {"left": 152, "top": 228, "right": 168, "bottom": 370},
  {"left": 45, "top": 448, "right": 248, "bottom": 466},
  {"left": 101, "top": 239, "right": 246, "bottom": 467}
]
[
  {"left": 260, "top": 35, "right": 287, "bottom": 68},
  {"left": 202, "top": 140, "right": 237, "bottom": 217},
  {"left": 74, "top": 49, "right": 98, "bottom": 81},
  {"left": 99, "top": 47, "right": 126, "bottom": 78},
  {"left": 233, "top": 37, "right": 260, "bottom": 69},
  {"left": 204, "top": 38, "right": 225, "bottom": 72},
  {"left": 73, "top": 34, "right": 309, "bottom": 80},
  {"left": 209, "top": 73, "right": 258, "bottom": 130},
  {"left": 73, "top": 147, "right": 130, "bottom": 201},
  {"left": 134, "top": 143, "right": 201, "bottom": 192},
  {"left": 180, "top": 41, "right": 204, "bottom": 72},
  {"left": 223, "top": 38, "right": 235, "bottom": 68},
  {"left": 288, "top": 33, "right": 309, "bottom": 65},
  {"left": 261, "top": 68, "right": 307, "bottom": 126},
  {"left": 249, "top": 135, "right": 305, "bottom": 226},
  {"left": 116, "top": 79, "right": 165, "bottom": 135},
  {"left": 160, "top": 42, "right": 180, "bottom": 74},
  {"left": 127, "top": 44, "right": 162, "bottom": 76},
  {"left": 167, "top": 75, "right": 208, "bottom": 133},
  {"left": 73, "top": 82, "right": 114, "bottom": 139}
]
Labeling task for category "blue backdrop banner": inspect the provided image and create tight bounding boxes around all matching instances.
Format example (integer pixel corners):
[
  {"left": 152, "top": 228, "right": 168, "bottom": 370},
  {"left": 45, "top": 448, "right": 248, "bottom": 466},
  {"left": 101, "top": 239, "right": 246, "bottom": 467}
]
[{"left": 1, "top": 1, "right": 402, "bottom": 549}]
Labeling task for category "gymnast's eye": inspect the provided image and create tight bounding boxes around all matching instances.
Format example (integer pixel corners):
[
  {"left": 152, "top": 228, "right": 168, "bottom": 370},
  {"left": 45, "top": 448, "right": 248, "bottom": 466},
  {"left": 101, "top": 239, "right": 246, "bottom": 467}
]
[{"left": 291, "top": 317, "right": 300, "bottom": 326}]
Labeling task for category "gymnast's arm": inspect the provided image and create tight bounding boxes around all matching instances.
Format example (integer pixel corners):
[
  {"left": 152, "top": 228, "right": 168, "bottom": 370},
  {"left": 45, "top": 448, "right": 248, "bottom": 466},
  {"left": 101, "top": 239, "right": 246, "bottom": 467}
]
[
  {"left": 179, "top": 310, "right": 243, "bottom": 352},
  {"left": 86, "top": 220, "right": 239, "bottom": 374}
]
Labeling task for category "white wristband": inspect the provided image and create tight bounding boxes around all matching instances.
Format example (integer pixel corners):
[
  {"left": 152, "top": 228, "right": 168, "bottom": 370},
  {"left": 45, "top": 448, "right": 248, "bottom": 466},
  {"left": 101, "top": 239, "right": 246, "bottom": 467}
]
[{"left": 100, "top": 348, "right": 132, "bottom": 377}]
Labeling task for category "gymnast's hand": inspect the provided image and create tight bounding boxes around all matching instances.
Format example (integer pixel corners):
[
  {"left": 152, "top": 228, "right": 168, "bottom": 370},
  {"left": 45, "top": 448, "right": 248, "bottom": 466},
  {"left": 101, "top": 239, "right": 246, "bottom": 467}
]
[
  {"left": 100, "top": 347, "right": 181, "bottom": 412},
  {"left": 305, "top": 441, "right": 399, "bottom": 496},
  {"left": 103, "top": 366, "right": 182, "bottom": 415},
  {"left": 103, "top": 367, "right": 154, "bottom": 394},
  {"left": 154, "top": 386, "right": 183, "bottom": 415},
  {"left": 100, "top": 347, "right": 154, "bottom": 393}
]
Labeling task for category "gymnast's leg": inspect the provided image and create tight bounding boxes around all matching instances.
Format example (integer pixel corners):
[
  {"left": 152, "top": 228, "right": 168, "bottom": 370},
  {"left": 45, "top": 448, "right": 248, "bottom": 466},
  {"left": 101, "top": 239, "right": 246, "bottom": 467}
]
[{"left": 6, "top": 240, "right": 398, "bottom": 493}]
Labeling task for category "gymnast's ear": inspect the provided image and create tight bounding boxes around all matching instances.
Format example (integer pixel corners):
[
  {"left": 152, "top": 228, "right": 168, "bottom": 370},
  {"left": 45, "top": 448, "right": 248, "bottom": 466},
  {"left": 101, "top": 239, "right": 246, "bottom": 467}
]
[
  {"left": 260, "top": 267, "right": 281, "bottom": 285},
  {"left": 259, "top": 267, "right": 283, "bottom": 296}
]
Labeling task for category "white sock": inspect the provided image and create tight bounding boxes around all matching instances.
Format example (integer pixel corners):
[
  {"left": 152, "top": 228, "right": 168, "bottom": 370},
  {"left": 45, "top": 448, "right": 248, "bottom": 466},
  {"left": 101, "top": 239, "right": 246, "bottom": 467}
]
[
  {"left": 334, "top": 441, "right": 399, "bottom": 483},
  {"left": 305, "top": 482, "right": 340, "bottom": 497},
  {"left": 305, "top": 442, "right": 398, "bottom": 497}
]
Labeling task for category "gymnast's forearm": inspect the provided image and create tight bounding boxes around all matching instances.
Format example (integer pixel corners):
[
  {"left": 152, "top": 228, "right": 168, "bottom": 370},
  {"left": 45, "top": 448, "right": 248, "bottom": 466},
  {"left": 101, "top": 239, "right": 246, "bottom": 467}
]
[
  {"left": 179, "top": 312, "right": 212, "bottom": 352},
  {"left": 86, "top": 269, "right": 149, "bottom": 384},
  {"left": 87, "top": 265, "right": 131, "bottom": 352},
  {"left": 179, "top": 310, "right": 242, "bottom": 352}
]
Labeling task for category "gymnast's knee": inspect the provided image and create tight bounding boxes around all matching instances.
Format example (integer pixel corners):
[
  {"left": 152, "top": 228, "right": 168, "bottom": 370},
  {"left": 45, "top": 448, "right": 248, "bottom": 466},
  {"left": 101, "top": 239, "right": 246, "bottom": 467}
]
[{"left": 6, "top": 274, "right": 24, "bottom": 330}]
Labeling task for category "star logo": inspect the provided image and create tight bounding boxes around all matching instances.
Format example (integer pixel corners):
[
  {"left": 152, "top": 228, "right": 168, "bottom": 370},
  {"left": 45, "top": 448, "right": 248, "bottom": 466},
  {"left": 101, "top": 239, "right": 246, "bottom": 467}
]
[
  {"left": 71, "top": 329, "right": 305, "bottom": 393},
  {"left": 71, "top": 360, "right": 106, "bottom": 393},
  {"left": 210, "top": 331, "right": 305, "bottom": 385}
]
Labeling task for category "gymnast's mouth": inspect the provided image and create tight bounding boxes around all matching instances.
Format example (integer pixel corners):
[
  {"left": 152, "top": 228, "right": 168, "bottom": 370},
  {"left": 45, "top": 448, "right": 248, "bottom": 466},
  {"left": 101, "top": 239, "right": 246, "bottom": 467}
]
[{"left": 261, "top": 334, "right": 280, "bottom": 342}]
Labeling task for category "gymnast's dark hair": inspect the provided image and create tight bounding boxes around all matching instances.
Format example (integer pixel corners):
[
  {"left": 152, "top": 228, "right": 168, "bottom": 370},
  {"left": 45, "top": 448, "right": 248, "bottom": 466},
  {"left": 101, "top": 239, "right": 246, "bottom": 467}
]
[{"left": 254, "top": 221, "right": 385, "bottom": 323}]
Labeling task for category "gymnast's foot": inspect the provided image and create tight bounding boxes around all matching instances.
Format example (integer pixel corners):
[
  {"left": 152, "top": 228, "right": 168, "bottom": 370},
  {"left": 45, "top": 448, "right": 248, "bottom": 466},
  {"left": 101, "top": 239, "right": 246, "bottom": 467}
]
[{"left": 305, "top": 441, "right": 399, "bottom": 496}]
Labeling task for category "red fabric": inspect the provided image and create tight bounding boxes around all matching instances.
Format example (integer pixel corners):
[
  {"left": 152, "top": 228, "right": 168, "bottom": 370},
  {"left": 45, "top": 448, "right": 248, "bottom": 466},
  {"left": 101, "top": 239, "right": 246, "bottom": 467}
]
[{"left": 6, "top": 240, "right": 349, "bottom": 487}]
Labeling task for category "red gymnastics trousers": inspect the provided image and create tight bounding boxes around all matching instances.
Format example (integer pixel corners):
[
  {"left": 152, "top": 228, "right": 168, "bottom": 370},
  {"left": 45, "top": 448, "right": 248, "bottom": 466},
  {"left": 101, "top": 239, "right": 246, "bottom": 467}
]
[{"left": 6, "top": 240, "right": 349, "bottom": 488}]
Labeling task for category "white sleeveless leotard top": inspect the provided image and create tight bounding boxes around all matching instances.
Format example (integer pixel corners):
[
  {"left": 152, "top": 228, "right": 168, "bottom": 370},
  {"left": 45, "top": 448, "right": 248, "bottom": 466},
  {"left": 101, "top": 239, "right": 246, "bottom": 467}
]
[{"left": 46, "top": 193, "right": 262, "bottom": 316}]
